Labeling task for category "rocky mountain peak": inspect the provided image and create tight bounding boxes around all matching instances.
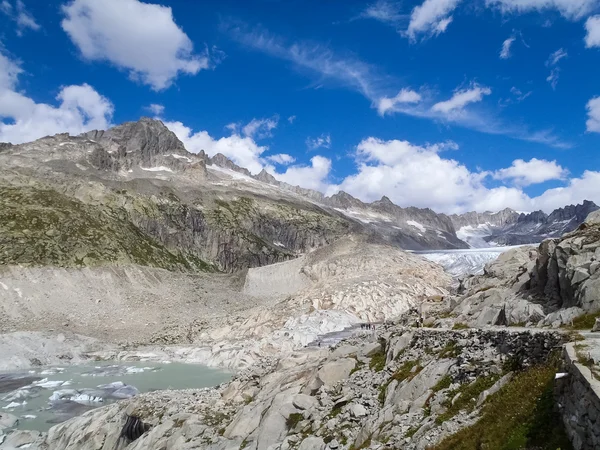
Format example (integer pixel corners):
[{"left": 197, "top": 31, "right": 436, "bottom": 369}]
[
  {"left": 255, "top": 169, "right": 279, "bottom": 184},
  {"left": 326, "top": 191, "right": 365, "bottom": 209},
  {"left": 209, "top": 153, "right": 252, "bottom": 177},
  {"left": 547, "top": 200, "right": 599, "bottom": 224},
  {"left": 81, "top": 117, "right": 188, "bottom": 167}
]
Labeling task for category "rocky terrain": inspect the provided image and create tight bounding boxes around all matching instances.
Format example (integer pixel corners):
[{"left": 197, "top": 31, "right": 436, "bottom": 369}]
[{"left": 2, "top": 118, "right": 600, "bottom": 450}]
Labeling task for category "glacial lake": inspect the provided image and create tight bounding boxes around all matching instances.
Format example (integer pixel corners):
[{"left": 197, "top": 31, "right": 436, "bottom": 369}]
[{"left": 0, "top": 361, "right": 231, "bottom": 432}]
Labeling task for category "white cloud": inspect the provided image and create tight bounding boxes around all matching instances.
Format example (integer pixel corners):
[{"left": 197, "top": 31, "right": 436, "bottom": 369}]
[
  {"left": 269, "top": 156, "right": 332, "bottom": 192},
  {"left": 0, "top": 50, "right": 113, "bottom": 144},
  {"left": 493, "top": 158, "right": 568, "bottom": 186},
  {"left": 432, "top": 85, "right": 492, "bottom": 114},
  {"left": 287, "top": 115, "right": 296, "bottom": 124},
  {"left": 509, "top": 86, "right": 533, "bottom": 102},
  {"left": 360, "top": 0, "right": 406, "bottom": 25},
  {"left": 165, "top": 118, "right": 331, "bottom": 191},
  {"left": 546, "top": 68, "right": 560, "bottom": 89},
  {"left": 407, "top": 0, "right": 462, "bottom": 40},
  {"left": 485, "top": 0, "right": 600, "bottom": 20},
  {"left": 500, "top": 36, "right": 516, "bottom": 59},
  {"left": 145, "top": 104, "right": 165, "bottom": 116},
  {"left": 546, "top": 48, "right": 568, "bottom": 66},
  {"left": 225, "top": 22, "right": 384, "bottom": 105},
  {"left": 242, "top": 116, "right": 279, "bottom": 139},
  {"left": 267, "top": 153, "right": 296, "bottom": 165},
  {"left": 586, "top": 96, "right": 600, "bottom": 132},
  {"left": 164, "top": 120, "right": 269, "bottom": 174},
  {"left": 377, "top": 88, "right": 422, "bottom": 116},
  {"left": 585, "top": 15, "right": 600, "bottom": 47},
  {"left": 1, "top": 0, "right": 40, "bottom": 36},
  {"left": 226, "top": 23, "right": 568, "bottom": 148},
  {"left": 325, "top": 137, "right": 600, "bottom": 213},
  {"left": 61, "top": 0, "right": 217, "bottom": 91},
  {"left": 306, "top": 134, "right": 332, "bottom": 150}
]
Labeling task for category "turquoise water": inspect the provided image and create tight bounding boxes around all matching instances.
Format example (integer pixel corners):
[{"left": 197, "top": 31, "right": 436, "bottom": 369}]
[{"left": 0, "top": 361, "right": 231, "bottom": 432}]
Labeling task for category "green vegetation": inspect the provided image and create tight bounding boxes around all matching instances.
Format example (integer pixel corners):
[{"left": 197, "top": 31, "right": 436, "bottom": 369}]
[
  {"left": 566, "top": 311, "right": 600, "bottom": 330},
  {"left": 369, "top": 350, "right": 387, "bottom": 372},
  {"left": 286, "top": 413, "right": 304, "bottom": 430},
  {"left": 438, "top": 340, "right": 462, "bottom": 358},
  {"left": 0, "top": 185, "right": 214, "bottom": 272},
  {"left": 350, "top": 359, "right": 365, "bottom": 375},
  {"left": 432, "top": 359, "right": 572, "bottom": 450},
  {"left": 452, "top": 323, "right": 470, "bottom": 330},
  {"left": 405, "top": 426, "right": 420, "bottom": 438},
  {"left": 432, "top": 374, "right": 453, "bottom": 393},
  {"left": 391, "top": 360, "right": 423, "bottom": 383},
  {"left": 435, "top": 374, "right": 501, "bottom": 424}
]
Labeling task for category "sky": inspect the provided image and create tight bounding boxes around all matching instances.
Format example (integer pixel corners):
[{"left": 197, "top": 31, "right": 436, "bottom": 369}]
[{"left": 1, "top": 0, "right": 600, "bottom": 214}]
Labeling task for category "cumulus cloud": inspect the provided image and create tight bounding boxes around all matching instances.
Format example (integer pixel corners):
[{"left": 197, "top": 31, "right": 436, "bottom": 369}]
[
  {"left": 306, "top": 134, "right": 332, "bottom": 150},
  {"left": 0, "top": 50, "right": 113, "bottom": 144},
  {"left": 493, "top": 158, "right": 568, "bottom": 186},
  {"left": 269, "top": 156, "right": 332, "bottom": 192},
  {"left": 432, "top": 85, "right": 492, "bottom": 114},
  {"left": 485, "top": 0, "right": 599, "bottom": 20},
  {"left": 164, "top": 120, "right": 269, "bottom": 174},
  {"left": 145, "top": 104, "right": 165, "bottom": 116},
  {"left": 325, "top": 137, "right": 600, "bottom": 213},
  {"left": 500, "top": 36, "right": 516, "bottom": 59},
  {"left": 585, "top": 15, "right": 600, "bottom": 47},
  {"left": 267, "top": 153, "right": 296, "bottom": 165},
  {"left": 586, "top": 96, "right": 600, "bottom": 133},
  {"left": 61, "top": 0, "right": 219, "bottom": 91},
  {"left": 377, "top": 89, "right": 422, "bottom": 116},
  {"left": 1, "top": 0, "right": 40, "bottom": 36},
  {"left": 407, "top": 0, "right": 462, "bottom": 40}
]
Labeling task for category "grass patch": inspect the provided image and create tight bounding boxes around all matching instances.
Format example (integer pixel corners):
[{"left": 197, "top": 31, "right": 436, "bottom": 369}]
[
  {"left": 286, "top": 413, "right": 303, "bottom": 430},
  {"left": 435, "top": 374, "right": 501, "bottom": 424},
  {"left": 432, "top": 358, "right": 572, "bottom": 450},
  {"left": 350, "top": 359, "right": 365, "bottom": 375},
  {"left": 452, "top": 323, "right": 470, "bottom": 330},
  {"left": 432, "top": 374, "right": 453, "bottom": 393},
  {"left": 438, "top": 340, "right": 462, "bottom": 358},
  {"left": 565, "top": 330, "right": 585, "bottom": 342},
  {"left": 405, "top": 426, "right": 420, "bottom": 438},
  {"left": 369, "top": 350, "right": 387, "bottom": 372},
  {"left": 391, "top": 360, "right": 423, "bottom": 383},
  {"left": 567, "top": 311, "right": 600, "bottom": 330}
]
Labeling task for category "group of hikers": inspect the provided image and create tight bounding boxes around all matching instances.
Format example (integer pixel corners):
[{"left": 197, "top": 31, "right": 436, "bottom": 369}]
[{"left": 360, "top": 323, "right": 376, "bottom": 331}]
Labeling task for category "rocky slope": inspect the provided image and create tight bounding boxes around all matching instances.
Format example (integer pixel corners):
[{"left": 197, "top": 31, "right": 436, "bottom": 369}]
[
  {"left": 443, "top": 210, "right": 600, "bottom": 328},
  {"left": 450, "top": 201, "right": 599, "bottom": 247},
  {"left": 31, "top": 326, "right": 567, "bottom": 450}
]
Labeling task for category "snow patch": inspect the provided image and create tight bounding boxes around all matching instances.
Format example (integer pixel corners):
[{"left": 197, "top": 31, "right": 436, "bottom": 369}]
[
  {"left": 335, "top": 208, "right": 391, "bottom": 224},
  {"left": 207, "top": 165, "right": 256, "bottom": 182},
  {"left": 140, "top": 166, "right": 174, "bottom": 173},
  {"left": 407, "top": 220, "right": 426, "bottom": 232},
  {"left": 171, "top": 154, "right": 192, "bottom": 162}
]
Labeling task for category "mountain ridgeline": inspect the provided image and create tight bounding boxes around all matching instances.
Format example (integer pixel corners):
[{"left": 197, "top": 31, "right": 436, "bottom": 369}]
[{"left": 0, "top": 118, "right": 595, "bottom": 272}]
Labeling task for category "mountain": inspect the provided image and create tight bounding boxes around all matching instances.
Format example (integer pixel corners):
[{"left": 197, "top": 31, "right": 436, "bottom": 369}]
[
  {"left": 0, "top": 118, "right": 470, "bottom": 275},
  {"left": 450, "top": 201, "right": 599, "bottom": 247}
]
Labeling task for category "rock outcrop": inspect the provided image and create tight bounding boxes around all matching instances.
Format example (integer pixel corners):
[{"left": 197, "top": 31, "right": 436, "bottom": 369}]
[
  {"left": 34, "top": 327, "right": 565, "bottom": 450},
  {"left": 448, "top": 210, "right": 600, "bottom": 328}
]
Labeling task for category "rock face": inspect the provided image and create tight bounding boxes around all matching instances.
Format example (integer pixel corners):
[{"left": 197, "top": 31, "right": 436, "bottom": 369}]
[{"left": 36, "top": 327, "right": 564, "bottom": 450}]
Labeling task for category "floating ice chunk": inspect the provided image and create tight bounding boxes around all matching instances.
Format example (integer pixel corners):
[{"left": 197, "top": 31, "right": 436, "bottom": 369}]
[
  {"left": 22, "top": 415, "right": 37, "bottom": 419},
  {"left": 3, "top": 401, "right": 26, "bottom": 409},
  {"left": 49, "top": 389, "right": 79, "bottom": 402},
  {"left": 1, "top": 389, "right": 30, "bottom": 402},
  {"left": 97, "top": 381, "right": 125, "bottom": 390},
  {"left": 34, "top": 379, "right": 68, "bottom": 389},
  {"left": 71, "top": 394, "right": 103, "bottom": 404}
]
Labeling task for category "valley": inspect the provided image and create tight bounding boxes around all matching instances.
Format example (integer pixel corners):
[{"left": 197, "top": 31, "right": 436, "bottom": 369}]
[{"left": 1, "top": 119, "right": 599, "bottom": 450}]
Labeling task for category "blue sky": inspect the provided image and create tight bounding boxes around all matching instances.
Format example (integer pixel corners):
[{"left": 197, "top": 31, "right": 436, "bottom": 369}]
[{"left": 1, "top": 0, "right": 600, "bottom": 213}]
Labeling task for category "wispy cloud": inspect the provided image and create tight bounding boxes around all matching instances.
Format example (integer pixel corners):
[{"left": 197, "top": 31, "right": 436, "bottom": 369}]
[
  {"left": 222, "top": 20, "right": 570, "bottom": 148},
  {"left": 545, "top": 48, "right": 567, "bottom": 90},
  {"left": 360, "top": 0, "right": 407, "bottom": 26},
  {"left": 500, "top": 36, "right": 516, "bottom": 59},
  {"left": 306, "top": 133, "right": 332, "bottom": 150}
]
